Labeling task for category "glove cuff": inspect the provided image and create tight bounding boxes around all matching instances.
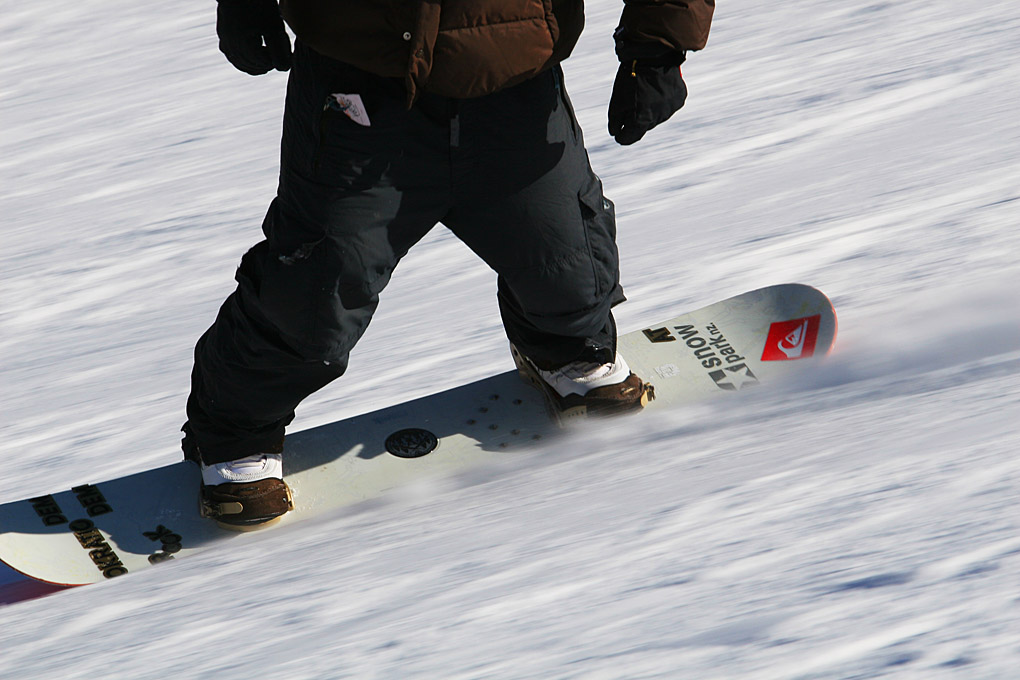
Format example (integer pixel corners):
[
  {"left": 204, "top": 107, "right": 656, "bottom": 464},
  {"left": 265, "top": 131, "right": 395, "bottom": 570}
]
[{"left": 613, "top": 30, "right": 686, "bottom": 65}]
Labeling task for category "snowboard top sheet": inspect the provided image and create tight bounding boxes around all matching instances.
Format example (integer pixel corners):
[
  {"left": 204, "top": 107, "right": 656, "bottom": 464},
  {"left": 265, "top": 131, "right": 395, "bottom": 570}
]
[{"left": 0, "top": 284, "right": 836, "bottom": 585}]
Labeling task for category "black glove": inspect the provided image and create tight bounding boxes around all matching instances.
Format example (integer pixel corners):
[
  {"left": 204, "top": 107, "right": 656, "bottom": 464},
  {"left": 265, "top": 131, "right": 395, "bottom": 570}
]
[
  {"left": 608, "top": 44, "right": 687, "bottom": 146},
  {"left": 216, "top": 0, "right": 292, "bottom": 75}
]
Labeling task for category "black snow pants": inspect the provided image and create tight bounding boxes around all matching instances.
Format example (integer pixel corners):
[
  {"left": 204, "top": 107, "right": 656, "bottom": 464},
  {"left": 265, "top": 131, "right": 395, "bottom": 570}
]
[{"left": 187, "top": 42, "right": 622, "bottom": 464}]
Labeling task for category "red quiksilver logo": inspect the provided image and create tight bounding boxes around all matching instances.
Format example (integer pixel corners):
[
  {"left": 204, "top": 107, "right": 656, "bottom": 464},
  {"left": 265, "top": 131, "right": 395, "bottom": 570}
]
[{"left": 761, "top": 315, "right": 821, "bottom": 361}]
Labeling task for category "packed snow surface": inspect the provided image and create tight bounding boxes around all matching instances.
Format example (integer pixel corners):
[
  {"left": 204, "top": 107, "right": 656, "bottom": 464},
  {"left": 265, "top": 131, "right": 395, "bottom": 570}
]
[{"left": 2, "top": 1, "right": 1019, "bottom": 678}]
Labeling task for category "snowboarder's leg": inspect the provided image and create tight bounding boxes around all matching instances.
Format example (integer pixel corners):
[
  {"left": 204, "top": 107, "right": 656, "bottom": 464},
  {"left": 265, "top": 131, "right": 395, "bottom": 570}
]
[
  {"left": 442, "top": 68, "right": 617, "bottom": 359},
  {"left": 444, "top": 67, "right": 651, "bottom": 417},
  {"left": 186, "top": 43, "right": 450, "bottom": 479}
]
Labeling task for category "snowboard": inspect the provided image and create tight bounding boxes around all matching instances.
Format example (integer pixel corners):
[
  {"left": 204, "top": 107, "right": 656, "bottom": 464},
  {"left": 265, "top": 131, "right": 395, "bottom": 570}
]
[{"left": 0, "top": 284, "right": 836, "bottom": 586}]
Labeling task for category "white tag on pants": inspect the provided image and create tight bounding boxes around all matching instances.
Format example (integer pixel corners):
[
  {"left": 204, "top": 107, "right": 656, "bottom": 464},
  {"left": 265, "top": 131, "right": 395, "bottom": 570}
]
[{"left": 327, "top": 93, "right": 371, "bottom": 127}]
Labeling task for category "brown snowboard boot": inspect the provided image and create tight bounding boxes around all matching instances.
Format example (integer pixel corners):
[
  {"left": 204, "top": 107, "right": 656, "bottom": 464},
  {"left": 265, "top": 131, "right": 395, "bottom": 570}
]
[
  {"left": 511, "top": 344, "right": 655, "bottom": 423},
  {"left": 199, "top": 454, "right": 293, "bottom": 531}
]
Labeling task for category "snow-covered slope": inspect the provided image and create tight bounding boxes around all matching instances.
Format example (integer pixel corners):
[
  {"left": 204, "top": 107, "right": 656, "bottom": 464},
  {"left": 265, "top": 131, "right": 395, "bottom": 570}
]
[{"left": 2, "top": 1, "right": 1018, "bottom": 678}]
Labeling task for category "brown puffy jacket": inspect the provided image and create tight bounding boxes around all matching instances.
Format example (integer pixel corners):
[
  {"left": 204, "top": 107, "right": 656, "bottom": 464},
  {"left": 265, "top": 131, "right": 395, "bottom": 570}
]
[{"left": 279, "top": 0, "right": 714, "bottom": 103}]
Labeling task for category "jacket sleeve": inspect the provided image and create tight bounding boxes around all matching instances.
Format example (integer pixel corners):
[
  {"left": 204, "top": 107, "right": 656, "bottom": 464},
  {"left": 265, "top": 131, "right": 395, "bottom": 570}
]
[{"left": 617, "top": 0, "right": 715, "bottom": 52}]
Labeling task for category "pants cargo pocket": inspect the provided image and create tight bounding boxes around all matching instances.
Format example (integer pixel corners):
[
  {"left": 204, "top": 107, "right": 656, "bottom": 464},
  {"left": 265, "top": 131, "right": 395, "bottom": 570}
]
[
  {"left": 240, "top": 237, "right": 335, "bottom": 357},
  {"left": 578, "top": 178, "right": 620, "bottom": 305}
]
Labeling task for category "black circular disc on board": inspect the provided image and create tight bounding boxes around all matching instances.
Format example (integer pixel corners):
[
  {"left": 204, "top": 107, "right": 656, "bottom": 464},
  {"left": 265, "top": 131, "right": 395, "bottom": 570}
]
[{"left": 385, "top": 428, "right": 439, "bottom": 458}]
